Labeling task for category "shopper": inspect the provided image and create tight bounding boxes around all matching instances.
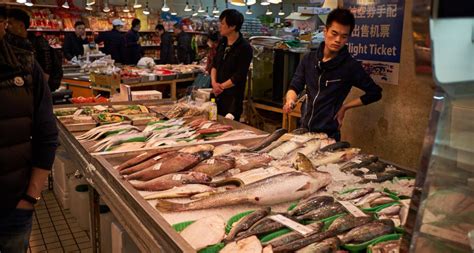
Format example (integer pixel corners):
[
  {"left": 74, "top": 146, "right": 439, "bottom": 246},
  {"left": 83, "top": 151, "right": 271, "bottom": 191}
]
[
  {"left": 123, "top": 18, "right": 143, "bottom": 65},
  {"left": 156, "top": 24, "right": 174, "bottom": 64},
  {"left": 6, "top": 8, "right": 63, "bottom": 92},
  {"left": 211, "top": 9, "right": 253, "bottom": 121},
  {"left": 0, "top": 6, "right": 58, "bottom": 253},
  {"left": 95, "top": 19, "right": 125, "bottom": 64},
  {"left": 63, "top": 21, "right": 89, "bottom": 61},
  {"left": 205, "top": 31, "right": 219, "bottom": 74},
  {"left": 283, "top": 8, "right": 382, "bottom": 141},
  {"left": 173, "top": 23, "right": 193, "bottom": 64}
]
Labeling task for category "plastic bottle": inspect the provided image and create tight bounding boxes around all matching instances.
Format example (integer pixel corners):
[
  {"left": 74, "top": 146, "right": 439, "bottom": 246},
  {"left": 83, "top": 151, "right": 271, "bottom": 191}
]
[{"left": 209, "top": 98, "right": 218, "bottom": 121}]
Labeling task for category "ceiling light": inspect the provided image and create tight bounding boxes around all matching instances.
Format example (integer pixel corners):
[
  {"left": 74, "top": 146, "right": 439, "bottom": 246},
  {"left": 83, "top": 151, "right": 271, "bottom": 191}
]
[
  {"left": 278, "top": 4, "right": 284, "bottom": 16},
  {"left": 230, "top": 0, "right": 256, "bottom": 6},
  {"left": 62, "top": 1, "right": 70, "bottom": 8},
  {"left": 143, "top": 8, "right": 150, "bottom": 15},
  {"left": 184, "top": 1, "right": 191, "bottom": 11},
  {"left": 261, "top": 0, "right": 270, "bottom": 6},
  {"left": 16, "top": 0, "right": 26, "bottom": 3},
  {"left": 245, "top": 6, "right": 252, "bottom": 15},
  {"left": 268, "top": 0, "right": 281, "bottom": 3},
  {"left": 197, "top": 4, "right": 205, "bottom": 13},
  {"left": 25, "top": 0, "right": 33, "bottom": 6},
  {"left": 171, "top": 11, "right": 177, "bottom": 15},
  {"left": 103, "top": 6, "right": 110, "bottom": 12},
  {"left": 162, "top": 0, "right": 169, "bottom": 12},
  {"left": 86, "top": 0, "right": 95, "bottom": 6},
  {"left": 123, "top": 6, "right": 130, "bottom": 12},
  {"left": 265, "top": 6, "right": 272, "bottom": 15},
  {"left": 133, "top": 0, "right": 141, "bottom": 8},
  {"left": 212, "top": 6, "right": 219, "bottom": 14},
  {"left": 86, "top": 5, "right": 93, "bottom": 10}
]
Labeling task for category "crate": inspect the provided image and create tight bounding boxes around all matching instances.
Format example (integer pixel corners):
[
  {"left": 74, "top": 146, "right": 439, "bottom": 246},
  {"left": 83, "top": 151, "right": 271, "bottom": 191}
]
[
  {"left": 90, "top": 73, "right": 121, "bottom": 89},
  {"left": 157, "top": 74, "right": 177, "bottom": 81},
  {"left": 121, "top": 77, "right": 141, "bottom": 84},
  {"left": 140, "top": 74, "right": 157, "bottom": 83}
]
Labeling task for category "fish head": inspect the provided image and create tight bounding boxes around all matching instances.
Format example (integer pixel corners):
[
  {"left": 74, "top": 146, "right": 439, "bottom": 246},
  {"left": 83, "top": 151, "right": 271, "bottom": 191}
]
[
  {"left": 197, "top": 151, "right": 214, "bottom": 160},
  {"left": 294, "top": 153, "right": 315, "bottom": 172},
  {"left": 188, "top": 172, "right": 212, "bottom": 183}
]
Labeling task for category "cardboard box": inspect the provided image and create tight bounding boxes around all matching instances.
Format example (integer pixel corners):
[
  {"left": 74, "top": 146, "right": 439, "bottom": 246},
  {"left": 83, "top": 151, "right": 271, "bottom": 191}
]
[
  {"left": 90, "top": 73, "right": 120, "bottom": 89},
  {"left": 131, "top": 90, "right": 162, "bottom": 101}
]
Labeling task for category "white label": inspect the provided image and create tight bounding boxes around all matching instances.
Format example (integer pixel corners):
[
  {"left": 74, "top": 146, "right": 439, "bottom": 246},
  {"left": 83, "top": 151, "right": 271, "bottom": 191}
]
[
  {"left": 172, "top": 174, "right": 183, "bottom": 181},
  {"left": 153, "top": 155, "right": 162, "bottom": 161},
  {"left": 206, "top": 159, "right": 215, "bottom": 165},
  {"left": 201, "top": 122, "right": 214, "bottom": 129},
  {"left": 152, "top": 163, "right": 162, "bottom": 171},
  {"left": 94, "top": 105, "right": 108, "bottom": 111},
  {"left": 73, "top": 109, "right": 83, "bottom": 116},
  {"left": 339, "top": 201, "right": 368, "bottom": 217},
  {"left": 291, "top": 135, "right": 310, "bottom": 144},
  {"left": 269, "top": 214, "right": 314, "bottom": 236},
  {"left": 137, "top": 152, "right": 148, "bottom": 158},
  {"left": 364, "top": 174, "right": 378, "bottom": 180},
  {"left": 238, "top": 158, "right": 249, "bottom": 165}
]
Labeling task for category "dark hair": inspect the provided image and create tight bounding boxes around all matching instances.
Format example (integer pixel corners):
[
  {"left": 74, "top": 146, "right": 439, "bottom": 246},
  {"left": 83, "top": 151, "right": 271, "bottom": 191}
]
[
  {"left": 131, "top": 18, "right": 141, "bottom": 28},
  {"left": 74, "top": 21, "right": 85, "bottom": 28},
  {"left": 155, "top": 24, "right": 165, "bottom": 31},
  {"left": 0, "top": 6, "right": 6, "bottom": 19},
  {"left": 173, "top": 23, "right": 183, "bottom": 30},
  {"left": 208, "top": 31, "right": 219, "bottom": 42},
  {"left": 219, "top": 9, "right": 244, "bottom": 32},
  {"left": 326, "top": 8, "right": 355, "bottom": 34},
  {"left": 7, "top": 8, "right": 30, "bottom": 29}
]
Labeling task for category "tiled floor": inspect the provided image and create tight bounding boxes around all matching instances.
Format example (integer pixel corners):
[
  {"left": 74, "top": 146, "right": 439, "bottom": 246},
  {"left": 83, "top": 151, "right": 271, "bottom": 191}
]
[{"left": 29, "top": 189, "right": 92, "bottom": 253}]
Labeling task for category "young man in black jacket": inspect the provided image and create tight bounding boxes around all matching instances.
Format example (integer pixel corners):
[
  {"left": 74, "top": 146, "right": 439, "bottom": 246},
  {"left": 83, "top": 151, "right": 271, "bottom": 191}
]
[
  {"left": 173, "top": 23, "right": 193, "bottom": 64},
  {"left": 283, "top": 8, "right": 382, "bottom": 141},
  {"left": 211, "top": 9, "right": 253, "bottom": 121},
  {"left": 63, "top": 21, "right": 89, "bottom": 61},
  {"left": 0, "top": 7, "right": 58, "bottom": 252},
  {"left": 6, "top": 8, "right": 63, "bottom": 92},
  {"left": 156, "top": 24, "right": 175, "bottom": 64},
  {"left": 95, "top": 19, "right": 125, "bottom": 64}
]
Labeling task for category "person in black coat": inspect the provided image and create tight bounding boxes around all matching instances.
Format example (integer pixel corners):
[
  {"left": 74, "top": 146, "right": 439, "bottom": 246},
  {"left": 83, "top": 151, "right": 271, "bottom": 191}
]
[
  {"left": 63, "top": 21, "right": 89, "bottom": 61},
  {"left": 173, "top": 23, "right": 193, "bottom": 64},
  {"left": 95, "top": 19, "right": 126, "bottom": 64},
  {"left": 156, "top": 24, "right": 175, "bottom": 64},
  {"left": 123, "top": 18, "right": 142, "bottom": 65}
]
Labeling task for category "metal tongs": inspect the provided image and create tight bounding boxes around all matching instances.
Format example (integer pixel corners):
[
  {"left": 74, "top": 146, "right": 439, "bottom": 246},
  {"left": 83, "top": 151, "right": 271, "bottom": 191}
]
[{"left": 290, "top": 93, "right": 308, "bottom": 110}]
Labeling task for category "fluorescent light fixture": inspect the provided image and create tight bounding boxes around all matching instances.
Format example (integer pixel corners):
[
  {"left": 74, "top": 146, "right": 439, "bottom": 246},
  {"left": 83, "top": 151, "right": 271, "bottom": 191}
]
[
  {"left": 162, "top": 0, "right": 170, "bottom": 12},
  {"left": 143, "top": 7, "right": 150, "bottom": 15},
  {"left": 25, "top": 0, "right": 33, "bottom": 6},
  {"left": 265, "top": 6, "right": 272, "bottom": 15},
  {"left": 230, "top": 0, "right": 256, "bottom": 6},
  {"left": 261, "top": 0, "right": 270, "bottom": 6},
  {"left": 103, "top": 6, "right": 111, "bottom": 12},
  {"left": 184, "top": 1, "right": 192, "bottom": 11},
  {"left": 133, "top": 0, "right": 142, "bottom": 8},
  {"left": 245, "top": 6, "right": 252, "bottom": 15},
  {"left": 171, "top": 11, "right": 177, "bottom": 15},
  {"left": 278, "top": 3, "right": 284, "bottom": 16},
  {"left": 17, "top": 0, "right": 26, "bottom": 3},
  {"left": 268, "top": 0, "right": 282, "bottom": 3},
  {"left": 62, "top": 1, "right": 70, "bottom": 8},
  {"left": 86, "top": 0, "right": 96, "bottom": 6},
  {"left": 212, "top": 6, "right": 219, "bottom": 14},
  {"left": 197, "top": 5, "right": 205, "bottom": 13},
  {"left": 86, "top": 5, "right": 93, "bottom": 10},
  {"left": 123, "top": 6, "right": 130, "bottom": 12}
]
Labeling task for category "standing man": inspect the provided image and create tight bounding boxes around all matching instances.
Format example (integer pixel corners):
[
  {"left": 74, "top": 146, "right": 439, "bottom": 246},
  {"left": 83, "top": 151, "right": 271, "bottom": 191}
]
[
  {"left": 95, "top": 19, "right": 125, "bottom": 64},
  {"left": 173, "top": 23, "right": 193, "bottom": 64},
  {"left": 123, "top": 18, "right": 142, "bottom": 65},
  {"left": 63, "top": 21, "right": 89, "bottom": 61},
  {"left": 0, "top": 6, "right": 58, "bottom": 252},
  {"left": 155, "top": 24, "right": 174, "bottom": 64},
  {"left": 283, "top": 8, "right": 382, "bottom": 141},
  {"left": 6, "top": 8, "right": 63, "bottom": 92},
  {"left": 211, "top": 9, "right": 253, "bottom": 121}
]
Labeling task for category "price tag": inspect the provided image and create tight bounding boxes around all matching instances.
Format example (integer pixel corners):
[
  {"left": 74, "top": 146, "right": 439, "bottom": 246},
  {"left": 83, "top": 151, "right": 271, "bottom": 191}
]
[
  {"left": 152, "top": 163, "right": 162, "bottom": 171},
  {"left": 206, "top": 159, "right": 215, "bottom": 165},
  {"left": 94, "top": 105, "right": 108, "bottom": 111},
  {"left": 73, "top": 109, "right": 83, "bottom": 116},
  {"left": 153, "top": 155, "right": 162, "bottom": 161},
  {"left": 364, "top": 174, "right": 378, "bottom": 180},
  {"left": 201, "top": 122, "right": 214, "bottom": 129},
  {"left": 172, "top": 174, "right": 183, "bottom": 181},
  {"left": 269, "top": 214, "right": 314, "bottom": 236},
  {"left": 339, "top": 201, "right": 368, "bottom": 217}
]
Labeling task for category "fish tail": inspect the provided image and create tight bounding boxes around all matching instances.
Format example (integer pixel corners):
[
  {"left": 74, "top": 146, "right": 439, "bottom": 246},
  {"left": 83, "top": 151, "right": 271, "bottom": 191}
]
[{"left": 155, "top": 200, "right": 188, "bottom": 212}]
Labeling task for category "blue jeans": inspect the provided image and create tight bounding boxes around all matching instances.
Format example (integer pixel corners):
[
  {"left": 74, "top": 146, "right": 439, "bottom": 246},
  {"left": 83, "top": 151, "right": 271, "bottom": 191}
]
[{"left": 0, "top": 208, "right": 34, "bottom": 253}]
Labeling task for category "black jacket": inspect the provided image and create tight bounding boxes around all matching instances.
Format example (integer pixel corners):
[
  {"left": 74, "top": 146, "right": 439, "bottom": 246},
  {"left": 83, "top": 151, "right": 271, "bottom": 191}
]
[
  {"left": 95, "top": 29, "right": 125, "bottom": 63},
  {"left": 176, "top": 31, "right": 193, "bottom": 64},
  {"left": 159, "top": 32, "right": 175, "bottom": 64},
  {"left": 0, "top": 39, "right": 58, "bottom": 211},
  {"left": 289, "top": 42, "right": 382, "bottom": 136},
  {"left": 63, "top": 33, "right": 89, "bottom": 61},
  {"left": 123, "top": 30, "right": 142, "bottom": 65}
]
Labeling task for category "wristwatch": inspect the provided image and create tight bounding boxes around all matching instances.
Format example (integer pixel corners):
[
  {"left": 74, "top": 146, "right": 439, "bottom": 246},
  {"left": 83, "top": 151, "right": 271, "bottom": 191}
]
[{"left": 22, "top": 194, "right": 41, "bottom": 205}]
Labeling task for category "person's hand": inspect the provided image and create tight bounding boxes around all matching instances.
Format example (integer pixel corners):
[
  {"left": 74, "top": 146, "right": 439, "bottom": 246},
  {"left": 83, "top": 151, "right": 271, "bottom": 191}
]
[
  {"left": 212, "top": 82, "right": 223, "bottom": 96},
  {"left": 334, "top": 106, "right": 347, "bottom": 129},
  {"left": 283, "top": 99, "right": 296, "bottom": 113},
  {"left": 16, "top": 199, "right": 34, "bottom": 210}
]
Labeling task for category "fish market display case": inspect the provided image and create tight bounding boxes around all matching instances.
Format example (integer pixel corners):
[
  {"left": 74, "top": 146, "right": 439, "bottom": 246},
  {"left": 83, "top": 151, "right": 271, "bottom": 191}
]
[{"left": 401, "top": 0, "right": 474, "bottom": 252}]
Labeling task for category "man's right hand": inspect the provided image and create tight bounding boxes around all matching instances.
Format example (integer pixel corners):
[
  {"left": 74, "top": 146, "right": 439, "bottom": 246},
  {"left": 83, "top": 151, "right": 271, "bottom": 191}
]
[
  {"left": 212, "top": 82, "right": 223, "bottom": 96},
  {"left": 283, "top": 100, "right": 296, "bottom": 113}
]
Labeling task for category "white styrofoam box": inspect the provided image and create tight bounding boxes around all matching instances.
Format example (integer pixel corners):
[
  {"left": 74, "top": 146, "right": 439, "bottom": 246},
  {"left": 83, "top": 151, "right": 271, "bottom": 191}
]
[
  {"left": 53, "top": 178, "right": 69, "bottom": 209},
  {"left": 111, "top": 222, "right": 141, "bottom": 253},
  {"left": 100, "top": 210, "right": 114, "bottom": 253},
  {"left": 131, "top": 90, "right": 162, "bottom": 101}
]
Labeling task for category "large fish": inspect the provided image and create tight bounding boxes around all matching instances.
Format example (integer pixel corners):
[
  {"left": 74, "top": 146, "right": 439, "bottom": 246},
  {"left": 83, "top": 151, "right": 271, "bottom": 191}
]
[
  {"left": 225, "top": 207, "right": 271, "bottom": 242},
  {"left": 327, "top": 215, "right": 374, "bottom": 233},
  {"left": 295, "top": 237, "right": 341, "bottom": 253},
  {"left": 214, "top": 167, "right": 292, "bottom": 185},
  {"left": 130, "top": 172, "right": 211, "bottom": 191},
  {"left": 91, "top": 131, "right": 148, "bottom": 152},
  {"left": 180, "top": 215, "right": 226, "bottom": 250},
  {"left": 311, "top": 148, "right": 360, "bottom": 167},
  {"left": 319, "top": 141, "right": 351, "bottom": 152},
  {"left": 233, "top": 153, "right": 273, "bottom": 172},
  {"left": 268, "top": 141, "right": 304, "bottom": 159},
  {"left": 272, "top": 230, "right": 336, "bottom": 253},
  {"left": 76, "top": 123, "right": 138, "bottom": 141},
  {"left": 124, "top": 151, "right": 213, "bottom": 181},
  {"left": 156, "top": 171, "right": 332, "bottom": 212},
  {"left": 296, "top": 203, "right": 346, "bottom": 221},
  {"left": 213, "top": 144, "right": 248, "bottom": 156},
  {"left": 116, "top": 149, "right": 173, "bottom": 172},
  {"left": 287, "top": 139, "right": 323, "bottom": 161},
  {"left": 337, "top": 187, "right": 374, "bottom": 201},
  {"left": 258, "top": 134, "right": 294, "bottom": 154},
  {"left": 178, "top": 144, "right": 215, "bottom": 154},
  {"left": 143, "top": 184, "right": 214, "bottom": 200},
  {"left": 191, "top": 156, "right": 236, "bottom": 176},
  {"left": 248, "top": 128, "right": 287, "bottom": 152},
  {"left": 119, "top": 152, "right": 177, "bottom": 175},
  {"left": 339, "top": 219, "right": 394, "bottom": 244},
  {"left": 288, "top": 195, "right": 335, "bottom": 217},
  {"left": 339, "top": 155, "right": 379, "bottom": 172},
  {"left": 263, "top": 222, "right": 324, "bottom": 248},
  {"left": 235, "top": 215, "right": 293, "bottom": 239},
  {"left": 221, "top": 236, "right": 262, "bottom": 253}
]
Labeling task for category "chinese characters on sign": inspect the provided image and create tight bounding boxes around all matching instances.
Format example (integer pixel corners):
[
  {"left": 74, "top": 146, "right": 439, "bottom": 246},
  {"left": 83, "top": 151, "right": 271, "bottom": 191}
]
[{"left": 343, "top": 0, "right": 405, "bottom": 85}]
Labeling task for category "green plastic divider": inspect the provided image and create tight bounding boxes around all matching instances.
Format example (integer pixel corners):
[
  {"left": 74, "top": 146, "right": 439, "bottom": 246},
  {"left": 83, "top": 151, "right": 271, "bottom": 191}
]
[
  {"left": 172, "top": 220, "right": 195, "bottom": 232},
  {"left": 259, "top": 228, "right": 292, "bottom": 243},
  {"left": 225, "top": 210, "right": 255, "bottom": 234},
  {"left": 198, "top": 243, "right": 225, "bottom": 253},
  {"left": 343, "top": 233, "right": 402, "bottom": 252}
]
